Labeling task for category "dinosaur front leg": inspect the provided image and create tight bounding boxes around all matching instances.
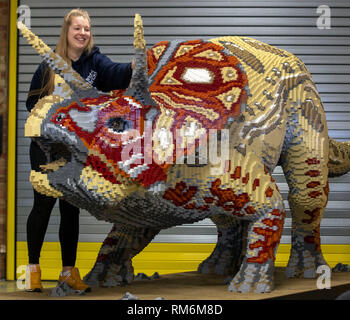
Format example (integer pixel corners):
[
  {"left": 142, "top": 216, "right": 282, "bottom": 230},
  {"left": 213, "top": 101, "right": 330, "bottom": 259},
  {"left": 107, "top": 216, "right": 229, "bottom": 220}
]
[
  {"left": 205, "top": 160, "right": 285, "bottom": 293},
  {"left": 228, "top": 204, "right": 286, "bottom": 293},
  {"left": 198, "top": 215, "right": 247, "bottom": 276},
  {"left": 83, "top": 224, "right": 159, "bottom": 287}
]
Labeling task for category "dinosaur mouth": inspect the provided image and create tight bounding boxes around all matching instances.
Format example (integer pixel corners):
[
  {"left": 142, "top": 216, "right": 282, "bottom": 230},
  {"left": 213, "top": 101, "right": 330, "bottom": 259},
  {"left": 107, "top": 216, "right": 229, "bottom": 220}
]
[{"left": 39, "top": 142, "right": 73, "bottom": 173}]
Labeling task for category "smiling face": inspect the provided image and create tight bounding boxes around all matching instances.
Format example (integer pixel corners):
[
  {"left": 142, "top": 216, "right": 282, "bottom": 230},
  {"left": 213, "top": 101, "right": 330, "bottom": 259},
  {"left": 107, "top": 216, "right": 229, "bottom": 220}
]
[{"left": 67, "top": 16, "right": 91, "bottom": 54}]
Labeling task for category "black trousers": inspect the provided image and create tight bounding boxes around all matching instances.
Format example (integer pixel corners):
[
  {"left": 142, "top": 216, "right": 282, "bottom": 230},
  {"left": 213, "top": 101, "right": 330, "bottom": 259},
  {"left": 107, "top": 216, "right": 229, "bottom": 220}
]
[{"left": 26, "top": 140, "right": 80, "bottom": 266}]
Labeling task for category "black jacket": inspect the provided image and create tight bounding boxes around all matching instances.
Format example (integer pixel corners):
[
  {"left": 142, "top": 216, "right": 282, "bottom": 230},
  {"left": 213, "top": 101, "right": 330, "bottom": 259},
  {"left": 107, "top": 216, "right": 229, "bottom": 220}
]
[{"left": 26, "top": 46, "right": 132, "bottom": 112}]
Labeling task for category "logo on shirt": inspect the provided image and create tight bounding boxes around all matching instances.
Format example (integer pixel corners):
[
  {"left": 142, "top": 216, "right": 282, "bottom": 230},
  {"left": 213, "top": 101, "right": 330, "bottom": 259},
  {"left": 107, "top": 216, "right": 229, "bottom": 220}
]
[{"left": 86, "top": 70, "right": 97, "bottom": 85}]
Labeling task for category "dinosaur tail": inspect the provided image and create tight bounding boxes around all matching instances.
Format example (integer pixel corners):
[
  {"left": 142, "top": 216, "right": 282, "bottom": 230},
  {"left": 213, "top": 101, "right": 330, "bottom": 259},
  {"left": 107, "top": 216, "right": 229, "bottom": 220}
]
[{"left": 328, "top": 138, "right": 350, "bottom": 177}]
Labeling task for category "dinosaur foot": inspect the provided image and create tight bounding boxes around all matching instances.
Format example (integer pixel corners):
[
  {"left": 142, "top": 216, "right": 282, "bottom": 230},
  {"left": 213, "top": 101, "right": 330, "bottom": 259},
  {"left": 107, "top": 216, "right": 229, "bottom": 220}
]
[
  {"left": 83, "top": 260, "right": 134, "bottom": 287},
  {"left": 198, "top": 249, "right": 238, "bottom": 276},
  {"left": 285, "top": 249, "right": 328, "bottom": 279},
  {"left": 228, "top": 260, "right": 274, "bottom": 294}
]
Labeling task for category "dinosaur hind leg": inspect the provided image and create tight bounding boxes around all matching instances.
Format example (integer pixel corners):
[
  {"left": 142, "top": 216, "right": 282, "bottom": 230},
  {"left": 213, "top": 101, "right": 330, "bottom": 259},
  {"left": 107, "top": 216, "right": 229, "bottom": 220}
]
[{"left": 281, "top": 79, "right": 329, "bottom": 278}]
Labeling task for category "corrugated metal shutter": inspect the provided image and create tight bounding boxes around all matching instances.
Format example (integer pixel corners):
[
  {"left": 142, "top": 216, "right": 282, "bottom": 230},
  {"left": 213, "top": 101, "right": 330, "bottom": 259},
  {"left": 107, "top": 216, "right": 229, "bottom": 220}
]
[{"left": 16, "top": 0, "right": 350, "bottom": 245}]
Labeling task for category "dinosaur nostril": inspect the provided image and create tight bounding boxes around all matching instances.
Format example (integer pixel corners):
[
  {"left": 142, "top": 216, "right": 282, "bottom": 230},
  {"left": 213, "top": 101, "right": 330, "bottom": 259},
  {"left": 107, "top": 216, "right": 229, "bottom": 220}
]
[{"left": 55, "top": 113, "right": 66, "bottom": 122}]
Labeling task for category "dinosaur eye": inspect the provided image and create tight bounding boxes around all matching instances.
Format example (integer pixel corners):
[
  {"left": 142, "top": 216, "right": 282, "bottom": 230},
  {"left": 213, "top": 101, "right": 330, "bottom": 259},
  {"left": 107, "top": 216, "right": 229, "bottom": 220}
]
[{"left": 107, "top": 117, "right": 131, "bottom": 133}]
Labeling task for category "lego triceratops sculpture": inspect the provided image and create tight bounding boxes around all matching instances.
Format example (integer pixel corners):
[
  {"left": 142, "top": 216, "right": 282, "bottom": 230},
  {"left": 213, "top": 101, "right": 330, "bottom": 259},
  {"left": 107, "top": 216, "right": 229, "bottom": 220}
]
[{"left": 19, "top": 15, "right": 350, "bottom": 293}]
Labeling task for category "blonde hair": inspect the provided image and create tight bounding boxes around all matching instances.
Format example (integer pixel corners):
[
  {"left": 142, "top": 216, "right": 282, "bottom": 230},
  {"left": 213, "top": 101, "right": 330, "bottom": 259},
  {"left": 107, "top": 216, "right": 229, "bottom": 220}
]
[{"left": 29, "top": 8, "right": 94, "bottom": 98}]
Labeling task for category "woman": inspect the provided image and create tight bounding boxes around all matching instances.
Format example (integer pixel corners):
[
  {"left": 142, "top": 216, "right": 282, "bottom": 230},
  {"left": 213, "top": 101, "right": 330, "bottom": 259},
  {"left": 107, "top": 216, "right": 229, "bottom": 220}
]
[{"left": 25, "top": 8, "right": 133, "bottom": 292}]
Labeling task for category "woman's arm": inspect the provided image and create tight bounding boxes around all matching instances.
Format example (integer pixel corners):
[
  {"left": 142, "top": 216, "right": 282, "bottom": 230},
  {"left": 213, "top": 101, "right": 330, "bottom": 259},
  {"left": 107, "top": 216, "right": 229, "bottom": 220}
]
[{"left": 95, "top": 52, "right": 133, "bottom": 92}]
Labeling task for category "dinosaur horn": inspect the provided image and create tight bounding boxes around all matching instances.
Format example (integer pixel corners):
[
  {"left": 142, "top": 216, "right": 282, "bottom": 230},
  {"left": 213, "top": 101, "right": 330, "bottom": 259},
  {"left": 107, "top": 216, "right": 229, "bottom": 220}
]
[
  {"left": 125, "top": 14, "right": 155, "bottom": 106},
  {"left": 17, "top": 21, "right": 100, "bottom": 98}
]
